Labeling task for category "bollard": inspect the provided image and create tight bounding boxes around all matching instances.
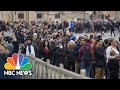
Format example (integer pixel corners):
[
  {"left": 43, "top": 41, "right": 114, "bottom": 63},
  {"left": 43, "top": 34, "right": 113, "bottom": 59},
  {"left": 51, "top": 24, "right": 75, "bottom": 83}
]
[
  {"left": 59, "top": 63, "right": 65, "bottom": 79},
  {"left": 59, "top": 63, "right": 64, "bottom": 68},
  {"left": 47, "top": 59, "right": 50, "bottom": 64},
  {"left": 80, "top": 69, "right": 86, "bottom": 78}
]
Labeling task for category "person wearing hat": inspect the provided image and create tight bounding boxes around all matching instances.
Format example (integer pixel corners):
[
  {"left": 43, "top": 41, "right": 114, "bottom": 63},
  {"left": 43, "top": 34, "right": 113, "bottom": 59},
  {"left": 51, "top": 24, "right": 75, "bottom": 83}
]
[{"left": 25, "top": 36, "right": 35, "bottom": 57}]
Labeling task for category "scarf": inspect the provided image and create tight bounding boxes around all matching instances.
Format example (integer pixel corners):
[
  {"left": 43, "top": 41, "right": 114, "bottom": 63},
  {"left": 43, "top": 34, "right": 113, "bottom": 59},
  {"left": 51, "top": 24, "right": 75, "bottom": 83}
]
[{"left": 26, "top": 45, "right": 35, "bottom": 57}]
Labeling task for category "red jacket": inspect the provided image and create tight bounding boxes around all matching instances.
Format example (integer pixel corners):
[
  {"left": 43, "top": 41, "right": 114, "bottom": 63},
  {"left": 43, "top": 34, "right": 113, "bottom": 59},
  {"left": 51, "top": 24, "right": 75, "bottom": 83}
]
[{"left": 79, "top": 42, "right": 92, "bottom": 61}]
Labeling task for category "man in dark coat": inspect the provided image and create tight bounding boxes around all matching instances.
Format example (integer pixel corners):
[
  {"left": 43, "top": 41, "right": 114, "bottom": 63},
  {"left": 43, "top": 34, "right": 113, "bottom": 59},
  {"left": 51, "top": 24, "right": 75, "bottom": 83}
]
[
  {"left": 55, "top": 43, "right": 67, "bottom": 67},
  {"left": 110, "top": 23, "right": 115, "bottom": 36},
  {"left": 73, "top": 40, "right": 81, "bottom": 74}
]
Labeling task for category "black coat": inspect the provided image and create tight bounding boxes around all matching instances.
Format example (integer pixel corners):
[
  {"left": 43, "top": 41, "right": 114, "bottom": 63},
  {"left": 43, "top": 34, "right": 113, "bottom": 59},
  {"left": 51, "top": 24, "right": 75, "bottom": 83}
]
[
  {"left": 108, "top": 58, "right": 119, "bottom": 73},
  {"left": 107, "top": 58, "right": 119, "bottom": 79},
  {"left": 73, "top": 42, "right": 81, "bottom": 62},
  {"left": 66, "top": 47, "right": 75, "bottom": 62},
  {"left": 50, "top": 42, "right": 58, "bottom": 62},
  {"left": 0, "top": 53, "right": 8, "bottom": 79},
  {"left": 55, "top": 47, "right": 67, "bottom": 64},
  {"left": 94, "top": 46, "right": 106, "bottom": 68},
  {"left": 12, "top": 41, "right": 19, "bottom": 54},
  {"left": 110, "top": 25, "right": 115, "bottom": 31},
  {"left": 39, "top": 47, "right": 54, "bottom": 61},
  {"left": 32, "top": 43, "right": 39, "bottom": 58}
]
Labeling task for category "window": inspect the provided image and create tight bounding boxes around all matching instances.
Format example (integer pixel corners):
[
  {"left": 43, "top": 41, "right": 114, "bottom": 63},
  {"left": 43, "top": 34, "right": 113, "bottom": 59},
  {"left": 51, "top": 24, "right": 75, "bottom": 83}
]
[
  {"left": 55, "top": 13, "right": 60, "bottom": 18},
  {"left": 77, "top": 18, "right": 81, "bottom": 20},
  {"left": 37, "top": 13, "right": 42, "bottom": 18},
  {"left": 18, "top": 13, "right": 24, "bottom": 19}
]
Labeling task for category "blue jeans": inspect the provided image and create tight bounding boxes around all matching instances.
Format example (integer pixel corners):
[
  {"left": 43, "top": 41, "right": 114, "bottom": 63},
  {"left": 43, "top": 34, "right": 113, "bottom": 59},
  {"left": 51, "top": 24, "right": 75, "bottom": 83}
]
[{"left": 81, "top": 61, "right": 92, "bottom": 77}]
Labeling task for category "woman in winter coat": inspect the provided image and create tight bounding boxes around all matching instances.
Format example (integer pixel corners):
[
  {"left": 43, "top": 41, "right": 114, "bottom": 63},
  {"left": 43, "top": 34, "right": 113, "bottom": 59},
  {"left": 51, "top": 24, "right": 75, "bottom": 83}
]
[
  {"left": 65, "top": 40, "right": 75, "bottom": 72},
  {"left": 94, "top": 39, "right": 106, "bottom": 79},
  {"left": 55, "top": 43, "right": 67, "bottom": 67},
  {"left": 39, "top": 40, "right": 54, "bottom": 64}
]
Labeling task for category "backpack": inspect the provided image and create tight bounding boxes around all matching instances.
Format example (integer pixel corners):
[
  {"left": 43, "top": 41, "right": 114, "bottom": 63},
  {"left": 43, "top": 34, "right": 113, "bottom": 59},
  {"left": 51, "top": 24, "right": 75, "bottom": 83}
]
[{"left": 83, "top": 46, "right": 92, "bottom": 66}]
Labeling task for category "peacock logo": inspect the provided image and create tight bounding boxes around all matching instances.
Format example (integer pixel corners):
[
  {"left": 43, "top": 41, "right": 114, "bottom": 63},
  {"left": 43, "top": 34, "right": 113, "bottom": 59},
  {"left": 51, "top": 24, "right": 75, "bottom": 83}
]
[{"left": 4, "top": 53, "right": 32, "bottom": 70}]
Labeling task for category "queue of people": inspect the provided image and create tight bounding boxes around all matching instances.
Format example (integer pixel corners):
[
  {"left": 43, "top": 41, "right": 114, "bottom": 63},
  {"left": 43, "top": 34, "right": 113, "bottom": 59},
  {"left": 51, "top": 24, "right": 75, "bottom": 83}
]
[{"left": 0, "top": 20, "right": 120, "bottom": 79}]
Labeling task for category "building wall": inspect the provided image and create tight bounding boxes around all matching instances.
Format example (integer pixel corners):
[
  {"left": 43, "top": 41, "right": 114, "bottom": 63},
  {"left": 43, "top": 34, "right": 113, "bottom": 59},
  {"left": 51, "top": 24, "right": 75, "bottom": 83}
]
[
  {"left": 1, "top": 11, "right": 119, "bottom": 22},
  {"left": 0, "top": 11, "right": 85, "bottom": 22},
  {"left": 101, "top": 11, "right": 116, "bottom": 19}
]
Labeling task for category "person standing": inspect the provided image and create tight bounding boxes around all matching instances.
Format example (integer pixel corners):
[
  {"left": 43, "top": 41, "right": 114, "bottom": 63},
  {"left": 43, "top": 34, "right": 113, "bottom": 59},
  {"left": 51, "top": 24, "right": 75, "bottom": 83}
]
[
  {"left": 55, "top": 43, "right": 67, "bottom": 67},
  {"left": 94, "top": 39, "right": 106, "bottom": 79},
  {"left": 73, "top": 38, "right": 81, "bottom": 74},
  {"left": 79, "top": 39, "right": 92, "bottom": 77},
  {"left": 110, "top": 23, "right": 115, "bottom": 36},
  {"left": 66, "top": 40, "right": 75, "bottom": 72},
  {"left": 39, "top": 40, "right": 54, "bottom": 64},
  {"left": 25, "top": 36, "right": 35, "bottom": 57},
  {"left": 107, "top": 50, "right": 119, "bottom": 79},
  {"left": 70, "top": 21, "right": 75, "bottom": 33},
  {"left": 106, "top": 38, "right": 120, "bottom": 79}
]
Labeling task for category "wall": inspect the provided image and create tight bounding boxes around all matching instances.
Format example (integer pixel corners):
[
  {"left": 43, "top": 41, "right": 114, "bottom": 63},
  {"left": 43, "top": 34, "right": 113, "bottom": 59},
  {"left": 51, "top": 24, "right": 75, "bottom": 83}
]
[{"left": 2, "top": 11, "right": 119, "bottom": 22}]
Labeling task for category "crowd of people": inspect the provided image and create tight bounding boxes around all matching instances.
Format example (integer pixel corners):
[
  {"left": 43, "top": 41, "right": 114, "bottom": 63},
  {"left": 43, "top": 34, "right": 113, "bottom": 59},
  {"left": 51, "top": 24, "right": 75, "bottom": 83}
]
[{"left": 0, "top": 19, "right": 120, "bottom": 79}]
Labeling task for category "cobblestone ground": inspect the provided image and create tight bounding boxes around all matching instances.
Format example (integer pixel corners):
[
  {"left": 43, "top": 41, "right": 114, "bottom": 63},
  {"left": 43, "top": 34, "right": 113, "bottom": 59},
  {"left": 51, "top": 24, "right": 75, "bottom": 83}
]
[{"left": 74, "top": 31, "right": 120, "bottom": 40}]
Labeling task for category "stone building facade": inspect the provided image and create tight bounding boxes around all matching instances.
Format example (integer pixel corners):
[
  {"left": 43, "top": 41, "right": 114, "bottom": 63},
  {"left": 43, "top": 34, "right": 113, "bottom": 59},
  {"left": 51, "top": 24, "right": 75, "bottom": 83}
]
[{"left": 0, "top": 11, "right": 119, "bottom": 22}]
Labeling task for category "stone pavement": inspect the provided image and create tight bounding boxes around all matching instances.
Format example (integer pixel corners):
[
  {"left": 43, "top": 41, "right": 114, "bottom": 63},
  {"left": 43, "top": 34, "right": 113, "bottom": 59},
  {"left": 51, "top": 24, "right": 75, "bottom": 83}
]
[{"left": 74, "top": 31, "right": 120, "bottom": 40}]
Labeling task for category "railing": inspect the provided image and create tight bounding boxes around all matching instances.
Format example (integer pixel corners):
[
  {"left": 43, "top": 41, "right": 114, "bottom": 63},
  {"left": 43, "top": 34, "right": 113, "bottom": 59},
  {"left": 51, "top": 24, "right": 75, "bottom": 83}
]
[{"left": 20, "top": 55, "right": 91, "bottom": 79}]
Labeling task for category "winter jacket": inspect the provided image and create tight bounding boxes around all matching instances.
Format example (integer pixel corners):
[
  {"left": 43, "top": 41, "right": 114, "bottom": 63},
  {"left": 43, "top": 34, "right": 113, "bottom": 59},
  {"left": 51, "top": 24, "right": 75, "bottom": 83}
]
[
  {"left": 66, "top": 47, "right": 75, "bottom": 62},
  {"left": 70, "top": 21, "right": 75, "bottom": 29},
  {"left": 107, "top": 58, "right": 119, "bottom": 79},
  {"left": 73, "top": 41, "right": 81, "bottom": 62},
  {"left": 79, "top": 42, "right": 91, "bottom": 61},
  {"left": 55, "top": 47, "right": 67, "bottom": 64},
  {"left": 12, "top": 41, "right": 19, "bottom": 54},
  {"left": 94, "top": 46, "right": 106, "bottom": 68},
  {"left": 39, "top": 47, "right": 54, "bottom": 62}
]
